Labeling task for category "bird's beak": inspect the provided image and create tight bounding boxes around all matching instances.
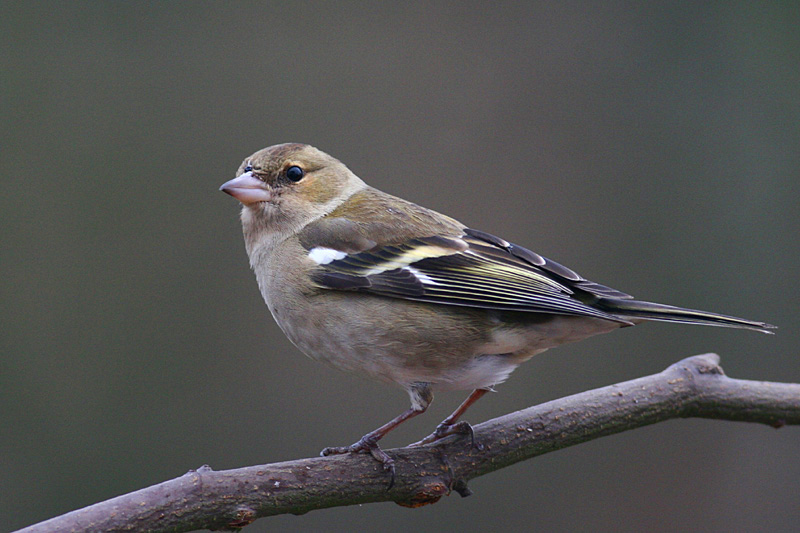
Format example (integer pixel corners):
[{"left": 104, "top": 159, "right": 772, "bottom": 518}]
[{"left": 219, "top": 172, "right": 272, "bottom": 205}]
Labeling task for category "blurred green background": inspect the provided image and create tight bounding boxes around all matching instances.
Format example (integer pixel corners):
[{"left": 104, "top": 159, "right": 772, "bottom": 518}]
[{"left": 2, "top": 2, "right": 798, "bottom": 531}]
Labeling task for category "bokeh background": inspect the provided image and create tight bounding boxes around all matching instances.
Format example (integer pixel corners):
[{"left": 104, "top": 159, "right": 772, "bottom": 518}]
[{"left": 2, "top": 3, "right": 798, "bottom": 532}]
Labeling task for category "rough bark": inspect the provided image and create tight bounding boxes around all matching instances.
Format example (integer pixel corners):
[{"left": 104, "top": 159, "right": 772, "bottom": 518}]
[{"left": 18, "top": 354, "right": 800, "bottom": 532}]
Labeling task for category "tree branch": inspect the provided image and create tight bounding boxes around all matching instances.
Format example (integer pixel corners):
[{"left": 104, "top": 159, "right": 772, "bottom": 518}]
[{"left": 19, "top": 353, "right": 800, "bottom": 532}]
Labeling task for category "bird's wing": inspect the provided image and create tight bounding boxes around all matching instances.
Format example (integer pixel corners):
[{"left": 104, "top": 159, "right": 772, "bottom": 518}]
[{"left": 301, "top": 220, "right": 634, "bottom": 323}]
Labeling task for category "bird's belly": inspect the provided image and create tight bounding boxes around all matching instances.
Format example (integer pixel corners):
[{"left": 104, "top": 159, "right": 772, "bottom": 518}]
[
  {"left": 267, "top": 290, "right": 501, "bottom": 387},
  {"left": 266, "top": 288, "right": 621, "bottom": 391}
]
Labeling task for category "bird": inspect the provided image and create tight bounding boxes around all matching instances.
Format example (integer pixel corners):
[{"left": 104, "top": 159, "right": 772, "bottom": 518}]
[{"left": 220, "top": 143, "right": 775, "bottom": 472}]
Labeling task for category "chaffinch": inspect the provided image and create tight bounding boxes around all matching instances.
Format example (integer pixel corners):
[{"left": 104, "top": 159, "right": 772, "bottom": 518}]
[{"left": 220, "top": 143, "right": 774, "bottom": 472}]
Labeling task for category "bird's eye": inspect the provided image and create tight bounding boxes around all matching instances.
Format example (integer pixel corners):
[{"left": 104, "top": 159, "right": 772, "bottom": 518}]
[
  {"left": 244, "top": 164, "right": 253, "bottom": 172},
  {"left": 286, "top": 165, "right": 304, "bottom": 182}
]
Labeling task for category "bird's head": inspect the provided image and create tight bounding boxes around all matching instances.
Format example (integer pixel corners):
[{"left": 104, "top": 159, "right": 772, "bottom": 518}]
[{"left": 221, "top": 143, "right": 366, "bottom": 247}]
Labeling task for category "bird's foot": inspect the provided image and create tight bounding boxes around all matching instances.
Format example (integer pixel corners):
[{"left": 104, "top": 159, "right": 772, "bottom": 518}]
[
  {"left": 320, "top": 435, "right": 396, "bottom": 487},
  {"left": 408, "top": 420, "right": 476, "bottom": 448}
]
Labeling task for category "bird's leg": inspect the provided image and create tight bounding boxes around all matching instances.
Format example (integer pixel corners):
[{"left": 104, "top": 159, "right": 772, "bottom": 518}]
[
  {"left": 320, "top": 383, "right": 433, "bottom": 478},
  {"left": 409, "top": 388, "right": 489, "bottom": 447},
  {"left": 320, "top": 407, "right": 423, "bottom": 465}
]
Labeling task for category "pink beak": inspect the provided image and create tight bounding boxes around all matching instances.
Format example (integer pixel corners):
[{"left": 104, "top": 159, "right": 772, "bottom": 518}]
[{"left": 219, "top": 172, "right": 272, "bottom": 205}]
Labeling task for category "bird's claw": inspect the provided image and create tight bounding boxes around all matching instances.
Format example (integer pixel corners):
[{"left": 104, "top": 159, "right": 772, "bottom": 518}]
[
  {"left": 408, "top": 420, "right": 476, "bottom": 448},
  {"left": 320, "top": 436, "right": 396, "bottom": 489}
]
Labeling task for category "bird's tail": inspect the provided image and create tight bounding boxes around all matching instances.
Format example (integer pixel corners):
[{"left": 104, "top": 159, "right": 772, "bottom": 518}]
[{"left": 596, "top": 298, "right": 776, "bottom": 334}]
